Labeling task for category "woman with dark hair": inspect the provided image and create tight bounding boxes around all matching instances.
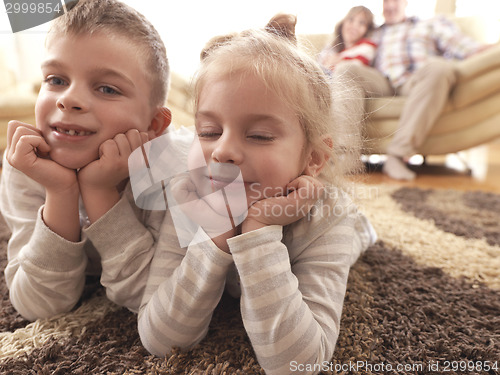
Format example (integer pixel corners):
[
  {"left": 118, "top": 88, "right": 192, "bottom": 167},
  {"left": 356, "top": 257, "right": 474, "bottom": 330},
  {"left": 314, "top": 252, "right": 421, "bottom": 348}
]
[{"left": 319, "top": 6, "right": 376, "bottom": 70}]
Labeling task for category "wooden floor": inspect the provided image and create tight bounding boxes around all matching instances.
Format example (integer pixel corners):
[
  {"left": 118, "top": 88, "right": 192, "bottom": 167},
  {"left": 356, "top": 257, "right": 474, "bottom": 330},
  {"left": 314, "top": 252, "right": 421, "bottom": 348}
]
[
  {"left": 0, "top": 141, "right": 498, "bottom": 194},
  {"left": 353, "top": 140, "right": 500, "bottom": 194}
]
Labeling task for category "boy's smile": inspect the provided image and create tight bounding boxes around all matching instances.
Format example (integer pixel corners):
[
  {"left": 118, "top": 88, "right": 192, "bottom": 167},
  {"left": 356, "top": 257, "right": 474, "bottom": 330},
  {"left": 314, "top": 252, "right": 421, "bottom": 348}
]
[
  {"left": 52, "top": 123, "right": 94, "bottom": 137},
  {"left": 35, "top": 32, "right": 157, "bottom": 169}
]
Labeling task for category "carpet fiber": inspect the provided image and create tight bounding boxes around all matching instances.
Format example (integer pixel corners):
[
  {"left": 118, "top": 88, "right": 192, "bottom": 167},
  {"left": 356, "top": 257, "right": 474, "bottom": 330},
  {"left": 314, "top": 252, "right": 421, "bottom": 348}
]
[{"left": 0, "top": 185, "right": 499, "bottom": 374}]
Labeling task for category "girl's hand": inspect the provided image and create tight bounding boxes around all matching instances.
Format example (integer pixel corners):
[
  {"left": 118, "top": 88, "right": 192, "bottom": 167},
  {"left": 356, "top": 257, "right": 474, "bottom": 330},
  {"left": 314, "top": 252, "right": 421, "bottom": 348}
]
[
  {"left": 169, "top": 172, "right": 238, "bottom": 252},
  {"left": 5, "top": 121, "right": 78, "bottom": 194},
  {"left": 242, "top": 175, "right": 325, "bottom": 233},
  {"left": 78, "top": 129, "right": 148, "bottom": 191}
]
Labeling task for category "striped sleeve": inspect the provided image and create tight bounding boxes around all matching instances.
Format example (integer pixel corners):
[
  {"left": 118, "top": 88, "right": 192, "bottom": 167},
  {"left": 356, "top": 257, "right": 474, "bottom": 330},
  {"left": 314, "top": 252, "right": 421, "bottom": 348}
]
[
  {"left": 83, "top": 188, "right": 165, "bottom": 313},
  {"left": 137, "top": 212, "right": 234, "bottom": 356},
  {"left": 227, "top": 212, "right": 355, "bottom": 374}
]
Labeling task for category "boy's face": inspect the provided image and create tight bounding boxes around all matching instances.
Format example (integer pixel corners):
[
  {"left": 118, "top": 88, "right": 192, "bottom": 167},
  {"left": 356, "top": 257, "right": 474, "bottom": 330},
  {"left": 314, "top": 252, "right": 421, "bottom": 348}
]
[
  {"left": 36, "top": 32, "right": 157, "bottom": 169},
  {"left": 191, "top": 73, "right": 311, "bottom": 211}
]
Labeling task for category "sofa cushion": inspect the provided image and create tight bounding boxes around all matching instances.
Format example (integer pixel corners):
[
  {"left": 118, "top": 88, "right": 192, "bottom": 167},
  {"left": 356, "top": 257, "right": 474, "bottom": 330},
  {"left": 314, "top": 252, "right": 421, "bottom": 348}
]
[
  {"left": 0, "top": 49, "right": 16, "bottom": 93},
  {"left": 0, "top": 93, "right": 37, "bottom": 118},
  {"left": 167, "top": 71, "right": 194, "bottom": 127},
  {"left": 452, "top": 68, "right": 500, "bottom": 109},
  {"left": 452, "top": 44, "right": 500, "bottom": 108}
]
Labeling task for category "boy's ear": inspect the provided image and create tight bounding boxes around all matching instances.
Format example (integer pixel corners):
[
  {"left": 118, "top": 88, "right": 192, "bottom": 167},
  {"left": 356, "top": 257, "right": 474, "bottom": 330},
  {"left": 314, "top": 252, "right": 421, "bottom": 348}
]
[
  {"left": 148, "top": 107, "right": 172, "bottom": 138},
  {"left": 302, "top": 136, "right": 333, "bottom": 177}
]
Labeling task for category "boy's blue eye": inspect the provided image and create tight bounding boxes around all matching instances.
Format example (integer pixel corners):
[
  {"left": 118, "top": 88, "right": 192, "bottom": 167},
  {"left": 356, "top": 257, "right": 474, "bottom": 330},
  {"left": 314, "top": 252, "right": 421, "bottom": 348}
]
[
  {"left": 98, "top": 86, "right": 120, "bottom": 95},
  {"left": 44, "top": 76, "right": 66, "bottom": 86}
]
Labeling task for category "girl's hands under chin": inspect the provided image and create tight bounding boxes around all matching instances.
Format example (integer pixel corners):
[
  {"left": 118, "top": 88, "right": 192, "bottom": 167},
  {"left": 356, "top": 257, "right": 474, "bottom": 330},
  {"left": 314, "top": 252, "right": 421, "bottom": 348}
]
[
  {"left": 169, "top": 172, "right": 238, "bottom": 252},
  {"left": 5, "top": 121, "right": 78, "bottom": 194},
  {"left": 242, "top": 175, "right": 325, "bottom": 233}
]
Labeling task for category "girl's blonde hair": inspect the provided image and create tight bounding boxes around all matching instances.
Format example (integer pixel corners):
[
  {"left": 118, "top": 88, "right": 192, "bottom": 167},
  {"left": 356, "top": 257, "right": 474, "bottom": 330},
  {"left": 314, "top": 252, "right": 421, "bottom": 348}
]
[
  {"left": 330, "top": 6, "right": 375, "bottom": 52},
  {"left": 194, "top": 15, "right": 356, "bottom": 186},
  {"left": 49, "top": 0, "right": 169, "bottom": 107}
]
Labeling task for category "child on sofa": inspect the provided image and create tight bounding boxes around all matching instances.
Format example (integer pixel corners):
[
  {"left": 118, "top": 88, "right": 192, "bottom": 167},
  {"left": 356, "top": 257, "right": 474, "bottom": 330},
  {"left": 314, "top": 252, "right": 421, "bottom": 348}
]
[
  {"left": 137, "top": 15, "right": 376, "bottom": 374},
  {"left": 318, "top": 6, "right": 377, "bottom": 70},
  {"left": 0, "top": 0, "right": 187, "bottom": 321}
]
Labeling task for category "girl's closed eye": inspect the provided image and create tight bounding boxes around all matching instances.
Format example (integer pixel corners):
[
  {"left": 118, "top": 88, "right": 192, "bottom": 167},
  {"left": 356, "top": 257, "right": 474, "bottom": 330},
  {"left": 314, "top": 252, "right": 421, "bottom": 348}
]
[
  {"left": 198, "top": 131, "right": 221, "bottom": 139},
  {"left": 247, "top": 125, "right": 278, "bottom": 142},
  {"left": 247, "top": 133, "right": 275, "bottom": 142},
  {"left": 196, "top": 123, "right": 222, "bottom": 139}
]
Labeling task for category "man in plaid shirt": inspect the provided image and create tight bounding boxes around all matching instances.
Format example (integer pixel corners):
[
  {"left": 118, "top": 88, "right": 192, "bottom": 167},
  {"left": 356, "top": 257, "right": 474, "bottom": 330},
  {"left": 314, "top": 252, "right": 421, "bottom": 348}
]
[
  {"left": 373, "top": 0, "right": 484, "bottom": 180},
  {"left": 333, "top": 0, "right": 486, "bottom": 180}
]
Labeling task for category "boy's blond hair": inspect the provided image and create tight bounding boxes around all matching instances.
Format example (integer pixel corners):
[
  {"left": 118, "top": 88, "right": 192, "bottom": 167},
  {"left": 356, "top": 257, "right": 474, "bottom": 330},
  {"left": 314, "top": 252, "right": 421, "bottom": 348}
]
[
  {"left": 195, "top": 16, "right": 355, "bottom": 186},
  {"left": 50, "top": 0, "right": 169, "bottom": 107}
]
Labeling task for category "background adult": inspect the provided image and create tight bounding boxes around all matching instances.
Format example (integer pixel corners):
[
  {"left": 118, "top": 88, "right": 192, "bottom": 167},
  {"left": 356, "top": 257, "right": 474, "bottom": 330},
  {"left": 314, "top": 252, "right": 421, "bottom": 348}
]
[
  {"left": 327, "top": 0, "right": 487, "bottom": 180},
  {"left": 318, "top": 6, "right": 377, "bottom": 70},
  {"left": 372, "top": 0, "right": 486, "bottom": 180}
]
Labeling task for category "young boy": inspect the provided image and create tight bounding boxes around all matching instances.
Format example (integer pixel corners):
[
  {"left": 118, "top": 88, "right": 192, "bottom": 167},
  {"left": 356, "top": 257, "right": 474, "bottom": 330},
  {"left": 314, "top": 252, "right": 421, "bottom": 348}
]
[{"left": 0, "top": 0, "right": 176, "bottom": 321}]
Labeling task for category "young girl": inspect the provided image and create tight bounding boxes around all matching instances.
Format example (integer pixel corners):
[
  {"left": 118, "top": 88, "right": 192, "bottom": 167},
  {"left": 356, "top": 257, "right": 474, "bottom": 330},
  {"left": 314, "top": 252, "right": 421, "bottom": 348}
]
[
  {"left": 137, "top": 15, "right": 376, "bottom": 374},
  {"left": 319, "top": 6, "right": 376, "bottom": 70}
]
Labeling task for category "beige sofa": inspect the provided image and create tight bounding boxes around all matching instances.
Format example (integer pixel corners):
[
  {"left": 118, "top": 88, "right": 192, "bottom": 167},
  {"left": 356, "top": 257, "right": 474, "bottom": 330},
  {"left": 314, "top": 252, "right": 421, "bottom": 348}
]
[
  {"left": 0, "top": 47, "right": 38, "bottom": 151},
  {"left": 167, "top": 17, "right": 500, "bottom": 156},
  {"left": 297, "top": 31, "right": 500, "bottom": 155},
  {"left": 2, "top": 17, "right": 499, "bottom": 156}
]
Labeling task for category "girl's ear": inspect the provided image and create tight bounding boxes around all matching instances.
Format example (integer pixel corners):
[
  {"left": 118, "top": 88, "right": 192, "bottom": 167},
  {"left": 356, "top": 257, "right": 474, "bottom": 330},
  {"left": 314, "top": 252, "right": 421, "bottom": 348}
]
[
  {"left": 302, "top": 136, "right": 333, "bottom": 177},
  {"left": 147, "top": 107, "right": 172, "bottom": 138}
]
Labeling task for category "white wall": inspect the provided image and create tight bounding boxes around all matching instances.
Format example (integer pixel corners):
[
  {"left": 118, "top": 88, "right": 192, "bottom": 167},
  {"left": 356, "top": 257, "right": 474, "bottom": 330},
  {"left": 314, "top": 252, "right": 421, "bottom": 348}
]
[
  {"left": 122, "top": 0, "right": 436, "bottom": 77},
  {"left": 0, "top": 2, "right": 47, "bottom": 84},
  {"left": 0, "top": 0, "right": 438, "bottom": 82},
  {"left": 1, "top": 0, "right": 499, "bottom": 83},
  {"left": 456, "top": 0, "right": 500, "bottom": 43}
]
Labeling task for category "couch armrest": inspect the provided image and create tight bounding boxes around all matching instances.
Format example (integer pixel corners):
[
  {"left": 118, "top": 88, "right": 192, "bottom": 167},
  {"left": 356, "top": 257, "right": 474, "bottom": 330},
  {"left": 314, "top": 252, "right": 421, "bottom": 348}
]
[
  {"left": 297, "top": 34, "right": 329, "bottom": 58},
  {"left": 168, "top": 72, "right": 194, "bottom": 127},
  {"left": 455, "top": 43, "right": 500, "bottom": 81},
  {"left": 451, "top": 43, "right": 500, "bottom": 109}
]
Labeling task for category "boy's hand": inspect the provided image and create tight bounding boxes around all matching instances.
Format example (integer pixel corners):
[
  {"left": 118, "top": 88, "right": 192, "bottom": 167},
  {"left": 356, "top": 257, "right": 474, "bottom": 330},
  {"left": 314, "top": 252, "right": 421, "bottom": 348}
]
[
  {"left": 5, "top": 121, "right": 78, "bottom": 193},
  {"left": 78, "top": 129, "right": 148, "bottom": 191},
  {"left": 6, "top": 121, "right": 81, "bottom": 241},
  {"left": 78, "top": 129, "right": 148, "bottom": 223},
  {"left": 242, "top": 175, "right": 325, "bottom": 233}
]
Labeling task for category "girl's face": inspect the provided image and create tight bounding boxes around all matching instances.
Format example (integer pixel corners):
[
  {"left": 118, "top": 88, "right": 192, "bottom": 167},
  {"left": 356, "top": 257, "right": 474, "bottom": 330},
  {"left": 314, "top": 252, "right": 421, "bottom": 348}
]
[
  {"left": 342, "top": 12, "right": 370, "bottom": 48},
  {"left": 191, "top": 73, "right": 314, "bottom": 209}
]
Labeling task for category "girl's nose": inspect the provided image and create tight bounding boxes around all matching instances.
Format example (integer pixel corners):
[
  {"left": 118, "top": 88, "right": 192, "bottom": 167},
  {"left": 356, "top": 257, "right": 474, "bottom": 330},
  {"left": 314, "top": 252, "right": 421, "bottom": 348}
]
[{"left": 211, "top": 134, "right": 243, "bottom": 164}]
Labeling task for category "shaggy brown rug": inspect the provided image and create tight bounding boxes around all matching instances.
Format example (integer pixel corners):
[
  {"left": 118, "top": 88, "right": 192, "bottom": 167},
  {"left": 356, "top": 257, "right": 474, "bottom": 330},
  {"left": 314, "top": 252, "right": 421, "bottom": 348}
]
[{"left": 0, "top": 184, "right": 499, "bottom": 374}]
